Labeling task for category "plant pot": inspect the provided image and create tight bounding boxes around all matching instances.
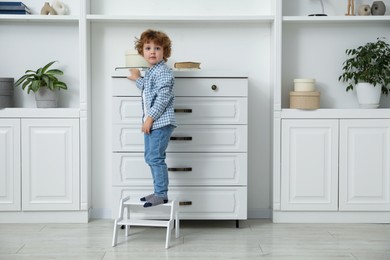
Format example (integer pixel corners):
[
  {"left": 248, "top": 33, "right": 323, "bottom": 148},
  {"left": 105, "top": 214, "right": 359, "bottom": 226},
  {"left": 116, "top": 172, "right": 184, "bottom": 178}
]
[
  {"left": 356, "top": 82, "right": 381, "bottom": 108},
  {"left": 35, "top": 87, "right": 58, "bottom": 108}
]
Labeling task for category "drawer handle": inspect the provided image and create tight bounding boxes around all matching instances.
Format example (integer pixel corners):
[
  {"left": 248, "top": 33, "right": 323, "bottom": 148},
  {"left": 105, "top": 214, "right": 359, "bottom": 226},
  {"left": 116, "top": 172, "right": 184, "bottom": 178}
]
[
  {"left": 211, "top": 84, "right": 218, "bottom": 91},
  {"left": 179, "top": 201, "right": 192, "bottom": 206},
  {"left": 168, "top": 167, "right": 192, "bottom": 172},
  {"left": 170, "top": 136, "right": 192, "bottom": 141},
  {"left": 174, "top": 108, "right": 192, "bottom": 113}
]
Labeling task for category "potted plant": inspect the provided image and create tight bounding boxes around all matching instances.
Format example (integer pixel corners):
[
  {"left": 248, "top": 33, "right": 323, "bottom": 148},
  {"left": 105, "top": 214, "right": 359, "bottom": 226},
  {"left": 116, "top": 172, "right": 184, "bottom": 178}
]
[
  {"left": 338, "top": 37, "right": 390, "bottom": 108},
  {"left": 14, "top": 60, "right": 67, "bottom": 108}
]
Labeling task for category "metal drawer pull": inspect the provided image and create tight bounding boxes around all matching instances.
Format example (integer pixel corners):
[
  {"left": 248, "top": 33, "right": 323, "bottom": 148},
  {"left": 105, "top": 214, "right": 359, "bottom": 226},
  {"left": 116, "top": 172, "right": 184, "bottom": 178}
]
[
  {"left": 174, "top": 108, "right": 192, "bottom": 113},
  {"left": 170, "top": 136, "right": 192, "bottom": 141},
  {"left": 179, "top": 201, "right": 192, "bottom": 206},
  {"left": 168, "top": 167, "right": 192, "bottom": 172},
  {"left": 211, "top": 84, "right": 218, "bottom": 91}
]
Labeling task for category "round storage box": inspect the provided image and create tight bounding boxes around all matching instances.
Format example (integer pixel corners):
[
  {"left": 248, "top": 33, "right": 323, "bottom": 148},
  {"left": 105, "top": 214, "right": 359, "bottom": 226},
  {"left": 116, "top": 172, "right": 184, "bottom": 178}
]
[
  {"left": 0, "top": 77, "right": 14, "bottom": 108},
  {"left": 125, "top": 50, "right": 149, "bottom": 68},
  {"left": 290, "top": 91, "right": 320, "bottom": 110},
  {"left": 294, "top": 78, "right": 316, "bottom": 91}
]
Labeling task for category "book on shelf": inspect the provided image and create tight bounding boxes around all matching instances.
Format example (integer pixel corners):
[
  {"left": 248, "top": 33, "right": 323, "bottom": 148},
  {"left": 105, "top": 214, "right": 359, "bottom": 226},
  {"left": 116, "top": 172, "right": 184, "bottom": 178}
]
[
  {"left": 0, "top": 10, "right": 30, "bottom": 14},
  {"left": 0, "top": 1, "right": 30, "bottom": 14},
  {"left": 174, "top": 62, "right": 201, "bottom": 70},
  {"left": 0, "top": 2, "right": 28, "bottom": 6}
]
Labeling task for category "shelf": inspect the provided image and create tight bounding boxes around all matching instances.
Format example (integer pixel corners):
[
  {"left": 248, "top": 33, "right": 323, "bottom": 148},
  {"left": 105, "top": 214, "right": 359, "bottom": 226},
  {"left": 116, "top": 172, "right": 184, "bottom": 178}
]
[
  {"left": 0, "top": 15, "right": 79, "bottom": 22},
  {"left": 281, "top": 108, "right": 390, "bottom": 119},
  {"left": 87, "top": 14, "right": 274, "bottom": 23},
  {"left": 0, "top": 108, "right": 80, "bottom": 118},
  {"left": 283, "top": 15, "right": 390, "bottom": 23}
]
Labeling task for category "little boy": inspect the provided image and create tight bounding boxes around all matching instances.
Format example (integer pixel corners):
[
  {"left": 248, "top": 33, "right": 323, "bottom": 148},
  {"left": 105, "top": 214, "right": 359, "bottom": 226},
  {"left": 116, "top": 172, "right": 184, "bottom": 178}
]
[{"left": 127, "top": 29, "right": 176, "bottom": 207}]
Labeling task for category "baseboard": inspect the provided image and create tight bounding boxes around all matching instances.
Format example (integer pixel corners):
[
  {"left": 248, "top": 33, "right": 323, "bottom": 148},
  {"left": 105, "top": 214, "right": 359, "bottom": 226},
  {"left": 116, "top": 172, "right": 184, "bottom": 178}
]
[
  {"left": 248, "top": 208, "right": 272, "bottom": 219},
  {"left": 91, "top": 207, "right": 273, "bottom": 220},
  {"left": 91, "top": 208, "right": 112, "bottom": 219}
]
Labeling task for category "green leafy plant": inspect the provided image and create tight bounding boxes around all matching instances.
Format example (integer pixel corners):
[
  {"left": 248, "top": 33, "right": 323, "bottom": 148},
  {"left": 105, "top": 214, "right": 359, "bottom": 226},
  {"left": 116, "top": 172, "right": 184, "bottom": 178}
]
[
  {"left": 14, "top": 60, "right": 67, "bottom": 94},
  {"left": 338, "top": 37, "right": 390, "bottom": 95}
]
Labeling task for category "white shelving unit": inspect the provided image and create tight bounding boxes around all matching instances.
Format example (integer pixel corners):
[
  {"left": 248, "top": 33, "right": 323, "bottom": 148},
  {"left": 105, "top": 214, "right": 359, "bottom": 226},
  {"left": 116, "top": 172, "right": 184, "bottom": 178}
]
[
  {"left": 273, "top": 0, "right": 390, "bottom": 223},
  {"left": 0, "top": 0, "right": 88, "bottom": 223},
  {"left": 1, "top": 0, "right": 275, "bottom": 221},
  {"left": 2, "top": 0, "right": 390, "bottom": 223}
]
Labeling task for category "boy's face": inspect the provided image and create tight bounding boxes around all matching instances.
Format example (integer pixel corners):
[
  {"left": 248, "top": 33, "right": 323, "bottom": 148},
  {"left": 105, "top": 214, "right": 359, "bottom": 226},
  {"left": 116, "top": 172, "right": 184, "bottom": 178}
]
[{"left": 142, "top": 41, "right": 164, "bottom": 66}]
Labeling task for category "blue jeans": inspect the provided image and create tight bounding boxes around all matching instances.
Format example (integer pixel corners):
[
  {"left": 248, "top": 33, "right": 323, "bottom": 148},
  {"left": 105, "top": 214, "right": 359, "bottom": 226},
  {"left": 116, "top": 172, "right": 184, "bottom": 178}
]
[{"left": 144, "top": 125, "right": 175, "bottom": 198}]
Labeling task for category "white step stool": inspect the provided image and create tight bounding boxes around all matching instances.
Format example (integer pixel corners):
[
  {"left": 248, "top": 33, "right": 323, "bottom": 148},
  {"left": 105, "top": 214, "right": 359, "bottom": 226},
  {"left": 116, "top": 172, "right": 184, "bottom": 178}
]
[{"left": 112, "top": 196, "right": 180, "bottom": 249}]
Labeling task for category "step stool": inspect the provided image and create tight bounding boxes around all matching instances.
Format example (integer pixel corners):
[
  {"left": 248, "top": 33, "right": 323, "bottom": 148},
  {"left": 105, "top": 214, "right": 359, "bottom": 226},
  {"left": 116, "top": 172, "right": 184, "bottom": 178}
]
[{"left": 112, "top": 196, "right": 180, "bottom": 249}]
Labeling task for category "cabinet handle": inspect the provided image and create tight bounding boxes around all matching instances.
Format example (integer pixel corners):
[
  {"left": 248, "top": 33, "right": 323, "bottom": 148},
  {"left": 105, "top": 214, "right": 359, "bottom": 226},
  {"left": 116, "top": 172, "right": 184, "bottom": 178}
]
[
  {"left": 168, "top": 167, "right": 192, "bottom": 172},
  {"left": 179, "top": 201, "right": 192, "bottom": 206},
  {"left": 174, "top": 108, "right": 192, "bottom": 113},
  {"left": 170, "top": 136, "right": 192, "bottom": 141},
  {"left": 211, "top": 84, "right": 218, "bottom": 91}
]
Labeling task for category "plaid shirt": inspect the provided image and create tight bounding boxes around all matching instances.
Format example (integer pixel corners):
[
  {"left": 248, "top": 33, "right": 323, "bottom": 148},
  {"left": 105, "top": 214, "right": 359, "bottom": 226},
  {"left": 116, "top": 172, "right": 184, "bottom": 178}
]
[{"left": 135, "top": 60, "right": 177, "bottom": 130}]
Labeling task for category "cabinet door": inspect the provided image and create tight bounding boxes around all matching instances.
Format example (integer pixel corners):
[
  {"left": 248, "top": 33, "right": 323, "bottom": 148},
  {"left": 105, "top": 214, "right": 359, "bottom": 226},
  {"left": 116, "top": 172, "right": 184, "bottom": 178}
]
[
  {"left": 21, "top": 119, "right": 79, "bottom": 211},
  {"left": 281, "top": 119, "right": 339, "bottom": 211},
  {"left": 339, "top": 119, "right": 390, "bottom": 211},
  {"left": 0, "top": 119, "right": 21, "bottom": 211}
]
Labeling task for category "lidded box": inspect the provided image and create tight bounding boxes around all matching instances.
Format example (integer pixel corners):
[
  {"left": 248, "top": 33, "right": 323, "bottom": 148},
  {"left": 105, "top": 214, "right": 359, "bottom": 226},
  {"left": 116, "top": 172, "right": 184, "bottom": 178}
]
[
  {"left": 0, "top": 77, "right": 14, "bottom": 108},
  {"left": 294, "top": 78, "right": 315, "bottom": 91},
  {"left": 290, "top": 91, "right": 320, "bottom": 110},
  {"left": 125, "top": 50, "right": 149, "bottom": 68}
]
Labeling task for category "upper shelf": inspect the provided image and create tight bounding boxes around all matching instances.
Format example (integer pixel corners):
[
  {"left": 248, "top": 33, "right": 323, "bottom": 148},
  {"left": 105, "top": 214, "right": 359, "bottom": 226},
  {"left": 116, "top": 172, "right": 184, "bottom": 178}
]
[
  {"left": 87, "top": 15, "right": 274, "bottom": 23},
  {"left": 0, "top": 15, "right": 79, "bottom": 22},
  {"left": 283, "top": 16, "right": 390, "bottom": 23}
]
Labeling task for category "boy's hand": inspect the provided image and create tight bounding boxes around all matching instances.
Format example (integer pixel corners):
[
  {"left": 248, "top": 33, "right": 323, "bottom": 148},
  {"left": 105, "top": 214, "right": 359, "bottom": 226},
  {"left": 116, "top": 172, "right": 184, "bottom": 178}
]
[
  {"left": 127, "top": 68, "right": 141, "bottom": 81},
  {"left": 142, "top": 116, "right": 154, "bottom": 134}
]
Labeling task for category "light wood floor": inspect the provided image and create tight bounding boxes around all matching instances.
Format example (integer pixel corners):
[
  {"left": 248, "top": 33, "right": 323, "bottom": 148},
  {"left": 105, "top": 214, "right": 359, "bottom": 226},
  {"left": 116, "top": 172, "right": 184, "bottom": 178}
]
[{"left": 0, "top": 219, "right": 389, "bottom": 259}]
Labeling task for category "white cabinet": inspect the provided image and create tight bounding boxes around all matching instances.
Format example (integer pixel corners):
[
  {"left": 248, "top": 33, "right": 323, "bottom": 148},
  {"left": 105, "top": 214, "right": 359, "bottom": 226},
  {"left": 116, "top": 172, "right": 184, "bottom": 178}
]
[
  {"left": 0, "top": 119, "right": 21, "bottom": 211},
  {"left": 21, "top": 119, "right": 80, "bottom": 211},
  {"left": 339, "top": 119, "right": 390, "bottom": 211},
  {"left": 111, "top": 73, "right": 248, "bottom": 221},
  {"left": 273, "top": 0, "right": 390, "bottom": 223},
  {"left": 277, "top": 116, "right": 390, "bottom": 222},
  {"left": 0, "top": 112, "right": 84, "bottom": 223}
]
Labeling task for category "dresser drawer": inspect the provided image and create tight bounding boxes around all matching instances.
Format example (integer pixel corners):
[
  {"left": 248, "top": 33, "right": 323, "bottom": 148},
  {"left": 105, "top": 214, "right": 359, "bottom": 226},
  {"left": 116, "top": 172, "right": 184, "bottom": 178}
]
[
  {"left": 112, "top": 97, "right": 248, "bottom": 125},
  {"left": 112, "top": 152, "right": 247, "bottom": 186},
  {"left": 112, "top": 78, "right": 140, "bottom": 97},
  {"left": 112, "top": 186, "right": 247, "bottom": 220},
  {"left": 112, "top": 124, "right": 247, "bottom": 152},
  {"left": 175, "top": 78, "right": 247, "bottom": 97},
  {"left": 111, "top": 77, "right": 248, "bottom": 97}
]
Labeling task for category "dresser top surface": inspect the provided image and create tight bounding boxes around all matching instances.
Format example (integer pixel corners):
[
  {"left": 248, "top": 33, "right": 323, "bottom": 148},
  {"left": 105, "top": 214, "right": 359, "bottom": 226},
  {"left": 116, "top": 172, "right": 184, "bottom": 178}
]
[{"left": 112, "top": 69, "right": 248, "bottom": 78}]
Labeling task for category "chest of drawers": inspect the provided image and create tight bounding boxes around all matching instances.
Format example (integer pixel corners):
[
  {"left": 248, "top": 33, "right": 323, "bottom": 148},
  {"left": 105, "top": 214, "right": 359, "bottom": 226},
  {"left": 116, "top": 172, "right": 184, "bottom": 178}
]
[{"left": 111, "top": 72, "right": 248, "bottom": 221}]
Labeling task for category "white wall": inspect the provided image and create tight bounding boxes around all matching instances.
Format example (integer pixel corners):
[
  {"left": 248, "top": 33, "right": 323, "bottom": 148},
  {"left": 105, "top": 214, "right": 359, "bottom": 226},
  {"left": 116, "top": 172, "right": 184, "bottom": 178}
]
[
  {"left": 91, "top": 0, "right": 271, "bottom": 16},
  {"left": 90, "top": 21, "right": 273, "bottom": 218},
  {"left": 0, "top": 22, "right": 80, "bottom": 108}
]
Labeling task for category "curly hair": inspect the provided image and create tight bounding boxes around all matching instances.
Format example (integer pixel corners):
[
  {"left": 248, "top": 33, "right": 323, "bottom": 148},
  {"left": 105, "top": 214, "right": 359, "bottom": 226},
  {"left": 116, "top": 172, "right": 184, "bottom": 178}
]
[{"left": 135, "top": 29, "right": 172, "bottom": 62}]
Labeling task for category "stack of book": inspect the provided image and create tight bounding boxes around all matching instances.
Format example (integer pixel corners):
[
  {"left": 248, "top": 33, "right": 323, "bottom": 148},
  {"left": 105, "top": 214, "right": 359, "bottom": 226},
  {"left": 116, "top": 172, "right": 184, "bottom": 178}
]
[{"left": 0, "top": 2, "right": 31, "bottom": 15}]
